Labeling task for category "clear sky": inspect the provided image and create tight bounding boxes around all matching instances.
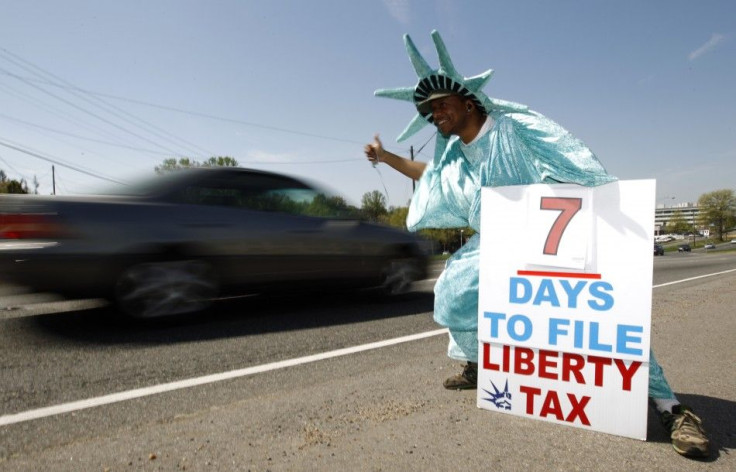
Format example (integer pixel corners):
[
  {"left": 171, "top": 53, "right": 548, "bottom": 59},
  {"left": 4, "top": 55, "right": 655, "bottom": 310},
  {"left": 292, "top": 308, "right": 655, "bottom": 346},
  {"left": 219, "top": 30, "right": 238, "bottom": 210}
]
[{"left": 1, "top": 1, "right": 734, "bottom": 208}]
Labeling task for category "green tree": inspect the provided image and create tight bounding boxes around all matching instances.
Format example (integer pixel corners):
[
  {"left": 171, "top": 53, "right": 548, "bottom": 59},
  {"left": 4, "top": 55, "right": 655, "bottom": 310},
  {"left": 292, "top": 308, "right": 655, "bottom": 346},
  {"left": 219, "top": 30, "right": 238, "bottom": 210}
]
[
  {"left": 305, "top": 193, "right": 360, "bottom": 218},
  {"left": 697, "top": 189, "right": 736, "bottom": 241},
  {"left": 385, "top": 207, "right": 409, "bottom": 228},
  {"left": 365, "top": 196, "right": 477, "bottom": 253},
  {"left": 203, "top": 156, "right": 239, "bottom": 168},
  {"left": 0, "top": 170, "right": 29, "bottom": 194},
  {"left": 155, "top": 156, "right": 239, "bottom": 174},
  {"left": 361, "top": 190, "right": 388, "bottom": 223}
]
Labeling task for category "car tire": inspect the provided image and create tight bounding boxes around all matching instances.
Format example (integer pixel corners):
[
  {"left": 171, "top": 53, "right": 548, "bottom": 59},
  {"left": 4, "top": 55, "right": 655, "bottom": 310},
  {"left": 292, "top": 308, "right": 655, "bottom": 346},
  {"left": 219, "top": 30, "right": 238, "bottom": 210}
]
[
  {"left": 381, "top": 258, "right": 421, "bottom": 295},
  {"left": 114, "top": 260, "right": 219, "bottom": 318}
]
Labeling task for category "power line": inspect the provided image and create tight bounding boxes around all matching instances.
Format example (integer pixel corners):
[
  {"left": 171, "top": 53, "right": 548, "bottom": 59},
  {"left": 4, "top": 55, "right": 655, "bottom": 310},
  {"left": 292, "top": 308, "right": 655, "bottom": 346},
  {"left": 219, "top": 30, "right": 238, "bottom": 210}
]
[
  {"left": 0, "top": 153, "right": 26, "bottom": 180},
  {"left": 51, "top": 86, "right": 368, "bottom": 147},
  {"left": 0, "top": 80, "right": 155, "bottom": 153},
  {"left": 0, "top": 48, "right": 214, "bottom": 159},
  {"left": 0, "top": 48, "right": 435, "bottom": 195},
  {"left": 0, "top": 70, "right": 424, "bottom": 166},
  {"left": 0, "top": 111, "right": 172, "bottom": 156},
  {"left": 0, "top": 65, "right": 196, "bottom": 159},
  {"left": 0, "top": 67, "right": 418, "bottom": 152},
  {"left": 0, "top": 138, "right": 127, "bottom": 185}
]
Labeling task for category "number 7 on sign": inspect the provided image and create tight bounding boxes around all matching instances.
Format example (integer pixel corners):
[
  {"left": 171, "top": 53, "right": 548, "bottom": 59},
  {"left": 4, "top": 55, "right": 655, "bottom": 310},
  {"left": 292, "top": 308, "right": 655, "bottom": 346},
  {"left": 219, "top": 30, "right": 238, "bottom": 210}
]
[
  {"left": 540, "top": 197, "right": 582, "bottom": 255},
  {"left": 524, "top": 188, "right": 590, "bottom": 270}
]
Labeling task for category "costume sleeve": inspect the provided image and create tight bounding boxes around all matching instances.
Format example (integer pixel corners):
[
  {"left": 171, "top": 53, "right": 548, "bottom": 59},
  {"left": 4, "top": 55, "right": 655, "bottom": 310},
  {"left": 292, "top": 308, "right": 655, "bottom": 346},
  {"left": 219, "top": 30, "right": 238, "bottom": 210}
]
[
  {"left": 482, "top": 111, "right": 617, "bottom": 188},
  {"left": 406, "top": 135, "right": 469, "bottom": 231}
]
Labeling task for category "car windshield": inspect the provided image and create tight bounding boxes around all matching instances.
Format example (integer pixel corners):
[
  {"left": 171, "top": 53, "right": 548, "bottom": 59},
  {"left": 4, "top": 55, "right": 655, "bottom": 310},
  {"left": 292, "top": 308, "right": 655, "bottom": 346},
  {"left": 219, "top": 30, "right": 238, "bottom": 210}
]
[{"left": 100, "top": 169, "right": 360, "bottom": 219}]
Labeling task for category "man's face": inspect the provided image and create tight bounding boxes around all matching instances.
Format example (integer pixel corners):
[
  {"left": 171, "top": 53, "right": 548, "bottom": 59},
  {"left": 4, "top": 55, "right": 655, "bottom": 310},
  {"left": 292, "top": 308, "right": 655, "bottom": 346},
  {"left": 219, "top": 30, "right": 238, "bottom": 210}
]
[{"left": 429, "top": 94, "right": 470, "bottom": 137}]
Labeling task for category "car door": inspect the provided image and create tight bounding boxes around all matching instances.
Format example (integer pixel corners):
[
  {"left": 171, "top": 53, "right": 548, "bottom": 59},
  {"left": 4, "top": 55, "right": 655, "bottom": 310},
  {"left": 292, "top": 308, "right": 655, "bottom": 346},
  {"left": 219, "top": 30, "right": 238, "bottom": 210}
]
[{"left": 171, "top": 170, "right": 364, "bottom": 287}]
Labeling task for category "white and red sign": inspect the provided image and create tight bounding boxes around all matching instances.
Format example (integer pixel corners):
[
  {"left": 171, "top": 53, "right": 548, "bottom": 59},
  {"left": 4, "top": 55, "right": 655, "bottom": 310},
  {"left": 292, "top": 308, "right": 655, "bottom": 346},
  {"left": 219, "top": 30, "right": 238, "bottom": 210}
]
[{"left": 477, "top": 180, "right": 655, "bottom": 440}]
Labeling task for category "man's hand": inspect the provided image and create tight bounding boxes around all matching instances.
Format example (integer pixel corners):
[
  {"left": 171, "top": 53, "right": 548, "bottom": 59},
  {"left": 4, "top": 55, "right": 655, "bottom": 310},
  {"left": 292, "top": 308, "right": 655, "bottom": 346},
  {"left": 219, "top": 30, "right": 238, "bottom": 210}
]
[{"left": 364, "top": 134, "right": 384, "bottom": 165}]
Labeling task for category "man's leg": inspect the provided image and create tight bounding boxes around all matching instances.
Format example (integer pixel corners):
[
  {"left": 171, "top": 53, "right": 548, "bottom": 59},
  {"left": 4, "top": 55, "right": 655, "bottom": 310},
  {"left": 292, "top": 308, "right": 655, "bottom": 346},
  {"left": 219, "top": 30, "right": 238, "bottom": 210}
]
[
  {"left": 432, "top": 238, "right": 481, "bottom": 391},
  {"left": 649, "top": 349, "right": 709, "bottom": 458},
  {"left": 442, "top": 329, "right": 478, "bottom": 390}
]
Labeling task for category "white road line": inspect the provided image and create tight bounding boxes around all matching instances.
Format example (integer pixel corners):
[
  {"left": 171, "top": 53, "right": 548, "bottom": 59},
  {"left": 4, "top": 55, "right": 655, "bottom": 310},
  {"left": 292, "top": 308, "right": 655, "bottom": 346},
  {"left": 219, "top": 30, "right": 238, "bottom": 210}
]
[
  {"left": 0, "top": 328, "right": 449, "bottom": 427},
  {"left": 2, "top": 267, "right": 735, "bottom": 428},
  {"left": 653, "top": 268, "right": 736, "bottom": 288}
]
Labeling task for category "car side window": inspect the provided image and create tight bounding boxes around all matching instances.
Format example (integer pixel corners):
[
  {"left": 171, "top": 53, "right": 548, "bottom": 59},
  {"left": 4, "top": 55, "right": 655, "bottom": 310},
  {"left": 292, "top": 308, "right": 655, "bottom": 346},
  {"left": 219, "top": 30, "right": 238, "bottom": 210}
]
[
  {"left": 176, "top": 174, "right": 314, "bottom": 214},
  {"left": 174, "top": 172, "right": 356, "bottom": 219},
  {"left": 232, "top": 175, "right": 349, "bottom": 218},
  {"left": 180, "top": 186, "right": 241, "bottom": 207}
]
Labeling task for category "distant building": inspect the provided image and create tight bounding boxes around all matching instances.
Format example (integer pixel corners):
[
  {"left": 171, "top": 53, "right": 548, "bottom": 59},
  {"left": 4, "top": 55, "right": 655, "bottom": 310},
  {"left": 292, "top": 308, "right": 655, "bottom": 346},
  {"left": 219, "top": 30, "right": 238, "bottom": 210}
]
[{"left": 654, "top": 203, "right": 708, "bottom": 236}]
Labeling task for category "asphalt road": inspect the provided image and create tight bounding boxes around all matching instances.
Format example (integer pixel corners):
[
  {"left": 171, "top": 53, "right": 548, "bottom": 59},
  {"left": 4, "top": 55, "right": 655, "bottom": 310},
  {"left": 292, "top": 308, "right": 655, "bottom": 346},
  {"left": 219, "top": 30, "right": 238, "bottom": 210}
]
[{"left": 0, "top": 253, "right": 734, "bottom": 471}]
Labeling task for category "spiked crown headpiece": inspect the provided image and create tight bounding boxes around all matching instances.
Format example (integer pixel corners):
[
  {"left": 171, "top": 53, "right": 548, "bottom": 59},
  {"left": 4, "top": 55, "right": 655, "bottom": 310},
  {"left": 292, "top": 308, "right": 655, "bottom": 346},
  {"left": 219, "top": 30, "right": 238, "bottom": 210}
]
[{"left": 375, "top": 30, "right": 527, "bottom": 142}]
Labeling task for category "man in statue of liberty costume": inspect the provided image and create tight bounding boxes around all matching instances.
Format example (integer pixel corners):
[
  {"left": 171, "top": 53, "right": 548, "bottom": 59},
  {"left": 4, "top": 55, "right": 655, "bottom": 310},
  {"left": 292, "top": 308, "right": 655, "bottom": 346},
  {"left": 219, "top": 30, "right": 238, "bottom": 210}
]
[{"left": 365, "top": 30, "right": 709, "bottom": 458}]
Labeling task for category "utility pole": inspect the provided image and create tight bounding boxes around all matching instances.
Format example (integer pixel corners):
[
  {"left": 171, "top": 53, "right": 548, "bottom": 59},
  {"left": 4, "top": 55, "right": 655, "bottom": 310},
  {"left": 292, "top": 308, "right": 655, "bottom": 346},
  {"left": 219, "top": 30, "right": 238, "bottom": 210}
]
[
  {"left": 52, "top": 165, "right": 56, "bottom": 195},
  {"left": 410, "top": 145, "right": 415, "bottom": 192}
]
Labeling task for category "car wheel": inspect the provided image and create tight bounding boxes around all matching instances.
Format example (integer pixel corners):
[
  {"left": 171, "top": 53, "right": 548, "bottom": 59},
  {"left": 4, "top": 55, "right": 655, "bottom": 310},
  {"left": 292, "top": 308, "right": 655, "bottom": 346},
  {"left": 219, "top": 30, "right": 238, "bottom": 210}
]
[
  {"left": 381, "top": 259, "right": 421, "bottom": 295},
  {"left": 114, "top": 260, "right": 218, "bottom": 318}
]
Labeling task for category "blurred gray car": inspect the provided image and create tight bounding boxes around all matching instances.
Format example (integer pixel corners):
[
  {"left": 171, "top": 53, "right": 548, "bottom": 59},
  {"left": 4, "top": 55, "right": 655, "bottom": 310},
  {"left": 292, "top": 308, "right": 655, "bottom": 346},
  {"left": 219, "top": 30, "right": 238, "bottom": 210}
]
[{"left": 0, "top": 167, "right": 428, "bottom": 318}]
